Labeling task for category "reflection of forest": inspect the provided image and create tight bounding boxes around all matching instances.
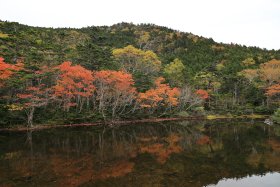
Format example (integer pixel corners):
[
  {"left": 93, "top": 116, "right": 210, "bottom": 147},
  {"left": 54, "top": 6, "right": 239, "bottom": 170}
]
[
  {"left": 0, "top": 121, "right": 280, "bottom": 186},
  {"left": 247, "top": 138, "right": 280, "bottom": 170}
]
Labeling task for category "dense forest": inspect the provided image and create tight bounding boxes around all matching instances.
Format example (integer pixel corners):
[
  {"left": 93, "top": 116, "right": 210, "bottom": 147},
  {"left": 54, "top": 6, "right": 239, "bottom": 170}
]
[{"left": 0, "top": 20, "right": 280, "bottom": 127}]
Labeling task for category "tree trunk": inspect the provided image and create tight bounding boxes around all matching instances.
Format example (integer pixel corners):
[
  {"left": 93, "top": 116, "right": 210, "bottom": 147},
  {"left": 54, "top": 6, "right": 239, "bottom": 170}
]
[{"left": 27, "top": 107, "right": 35, "bottom": 128}]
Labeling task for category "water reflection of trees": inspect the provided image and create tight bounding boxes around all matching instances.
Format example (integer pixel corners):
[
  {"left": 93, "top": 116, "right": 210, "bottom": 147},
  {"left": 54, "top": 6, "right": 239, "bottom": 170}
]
[{"left": 0, "top": 121, "right": 280, "bottom": 186}]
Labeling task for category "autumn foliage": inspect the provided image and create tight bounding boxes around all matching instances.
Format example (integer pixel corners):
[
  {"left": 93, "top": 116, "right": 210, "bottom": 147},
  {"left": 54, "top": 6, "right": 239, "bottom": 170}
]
[
  {"left": 140, "top": 133, "right": 182, "bottom": 164},
  {"left": 94, "top": 70, "right": 136, "bottom": 117},
  {"left": 0, "top": 56, "right": 205, "bottom": 126},
  {"left": 16, "top": 66, "right": 55, "bottom": 127},
  {"left": 112, "top": 45, "right": 161, "bottom": 75},
  {"left": 138, "top": 77, "right": 180, "bottom": 109},
  {"left": 195, "top": 89, "right": 209, "bottom": 99},
  {"left": 0, "top": 57, "right": 24, "bottom": 86},
  {"left": 266, "top": 84, "right": 280, "bottom": 97},
  {"left": 241, "top": 59, "right": 280, "bottom": 103},
  {"left": 94, "top": 70, "right": 136, "bottom": 94},
  {"left": 259, "top": 59, "right": 280, "bottom": 84},
  {"left": 54, "top": 61, "right": 95, "bottom": 110}
]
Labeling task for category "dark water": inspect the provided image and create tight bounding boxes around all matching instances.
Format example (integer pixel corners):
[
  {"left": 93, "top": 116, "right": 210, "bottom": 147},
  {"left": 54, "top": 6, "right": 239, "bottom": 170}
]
[{"left": 0, "top": 120, "right": 280, "bottom": 187}]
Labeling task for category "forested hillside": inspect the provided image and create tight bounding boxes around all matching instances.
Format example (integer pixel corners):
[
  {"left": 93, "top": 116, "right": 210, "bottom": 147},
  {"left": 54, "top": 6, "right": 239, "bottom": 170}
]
[{"left": 1, "top": 20, "right": 280, "bottom": 126}]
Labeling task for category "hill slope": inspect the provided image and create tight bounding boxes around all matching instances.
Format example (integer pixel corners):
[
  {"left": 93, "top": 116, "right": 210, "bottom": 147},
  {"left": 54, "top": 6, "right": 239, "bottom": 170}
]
[
  {"left": 1, "top": 21, "right": 279, "bottom": 73},
  {"left": 1, "top": 20, "right": 280, "bottom": 125}
]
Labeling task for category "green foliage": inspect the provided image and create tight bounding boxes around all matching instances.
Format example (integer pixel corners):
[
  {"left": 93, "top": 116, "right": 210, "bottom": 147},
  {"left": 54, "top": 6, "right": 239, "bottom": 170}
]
[
  {"left": 164, "top": 58, "right": 186, "bottom": 87},
  {"left": 175, "top": 111, "right": 189, "bottom": 117},
  {"left": 242, "top": 57, "right": 256, "bottom": 67},
  {"left": 215, "top": 62, "right": 225, "bottom": 71},
  {"left": 272, "top": 108, "right": 280, "bottom": 124},
  {"left": 112, "top": 45, "right": 162, "bottom": 91}
]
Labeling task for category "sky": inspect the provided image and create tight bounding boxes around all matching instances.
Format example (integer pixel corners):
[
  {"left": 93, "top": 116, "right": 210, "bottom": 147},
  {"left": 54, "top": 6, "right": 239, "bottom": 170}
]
[{"left": 0, "top": 0, "right": 280, "bottom": 50}]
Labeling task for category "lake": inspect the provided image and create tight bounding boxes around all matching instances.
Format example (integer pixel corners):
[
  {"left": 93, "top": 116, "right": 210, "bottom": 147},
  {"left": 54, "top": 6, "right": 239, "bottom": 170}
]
[{"left": 0, "top": 119, "right": 280, "bottom": 186}]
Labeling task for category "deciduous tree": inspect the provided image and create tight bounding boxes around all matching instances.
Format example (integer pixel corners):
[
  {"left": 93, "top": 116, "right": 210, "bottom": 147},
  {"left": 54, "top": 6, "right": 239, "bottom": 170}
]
[
  {"left": 195, "top": 89, "right": 209, "bottom": 99},
  {"left": 17, "top": 66, "right": 54, "bottom": 127},
  {"left": 164, "top": 58, "right": 186, "bottom": 87},
  {"left": 113, "top": 45, "right": 161, "bottom": 91},
  {"left": 138, "top": 77, "right": 180, "bottom": 114},
  {"left": 0, "top": 57, "right": 24, "bottom": 87},
  {"left": 94, "top": 70, "right": 136, "bottom": 118},
  {"left": 54, "top": 61, "right": 95, "bottom": 112}
]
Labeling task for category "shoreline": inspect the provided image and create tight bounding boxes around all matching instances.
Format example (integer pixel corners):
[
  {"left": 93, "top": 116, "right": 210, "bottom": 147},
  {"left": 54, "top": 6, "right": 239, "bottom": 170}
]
[
  {"left": 0, "top": 116, "right": 203, "bottom": 132},
  {"left": 0, "top": 114, "right": 267, "bottom": 132}
]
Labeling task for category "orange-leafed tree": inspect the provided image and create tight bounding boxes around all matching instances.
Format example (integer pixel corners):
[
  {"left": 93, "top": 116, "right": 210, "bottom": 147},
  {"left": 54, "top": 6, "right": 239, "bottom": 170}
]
[
  {"left": 0, "top": 57, "right": 24, "bottom": 87},
  {"left": 195, "top": 89, "right": 209, "bottom": 100},
  {"left": 266, "top": 84, "right": 280, "bottom": 97},
  {"left": 0, "top": 57, "right": 25, "bottom": 118},
  {"left": 94, "top": 70, "right": 136, "bottom": 118},
  {"left": 241, "top": 59, "right": 280, "bottom": 106},
  {"left": 54, "top": 61, "right": 95, "bottom": 112},
  {"left": 259, "top": 59, "right": 280, "bottom": 86},
  {"left": 138, "top": 77, "right": 180, "bottom": 113},
  {"left": 266, "top": 83, "right": 280, "bottom": 104},
  {"left": 259, "top": 59, "right": 280, "bottom": 105},
  {"left": 240, "top": 59, "right": 280, "bottom": 87}
]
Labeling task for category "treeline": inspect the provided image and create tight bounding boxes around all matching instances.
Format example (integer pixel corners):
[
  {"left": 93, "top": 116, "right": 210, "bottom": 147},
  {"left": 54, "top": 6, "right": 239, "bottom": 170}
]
[{"left": 0, "top": 54, "right": 206, "bottom": 127}]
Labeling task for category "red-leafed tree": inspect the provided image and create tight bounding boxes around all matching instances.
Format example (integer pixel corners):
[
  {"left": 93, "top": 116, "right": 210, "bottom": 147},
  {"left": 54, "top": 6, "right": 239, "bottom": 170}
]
[
  {"left": 266, "top": 83, "right": 280, "bottom": 104},
  {"left": 53, "top": 61, "right": 95, "bottom": 112},
  {"left": 0, "top": 57, "right": 24, "bottom": 87},
  {"left": 17, "top": 66, "right": 55, "bottom": 127},
  {"left": 195, "top": 89, "right": 209, "bottom": 100},
  {"left": 241, "top": 59, "right": 280, "bottom": 106},
  {"left": 138, "top": 77, "right": 180, "bottom": 113},
  {"left": 94, "top": 70, "right": 136, "bottom": 118},
  {"left": 17, "top": 85, "right": 52, "bottom": 127},
  {"left": 266, "top": 84, "right": 280, "bottom": 97}
]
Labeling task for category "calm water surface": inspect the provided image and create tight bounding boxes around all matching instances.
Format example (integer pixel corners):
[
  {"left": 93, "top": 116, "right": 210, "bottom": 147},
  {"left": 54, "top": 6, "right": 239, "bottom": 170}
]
[{"left": 0, "top": 120, "right": 280, "bottom": 186}]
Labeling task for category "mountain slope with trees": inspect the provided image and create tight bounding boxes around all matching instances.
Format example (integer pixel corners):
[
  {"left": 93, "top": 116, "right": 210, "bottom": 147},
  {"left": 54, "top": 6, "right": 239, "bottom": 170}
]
[{"left": 1, "top": 20, "right": 280, "bottom": 126}]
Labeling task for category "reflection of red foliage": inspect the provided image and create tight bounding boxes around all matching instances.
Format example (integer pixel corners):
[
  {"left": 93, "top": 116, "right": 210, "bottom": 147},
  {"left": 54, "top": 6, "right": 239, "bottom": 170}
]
[
  {"left": 268, "top": 139, "right": 280, "bottom": 152},
  {"left": 50, "top": 155, "right": 135, "bottom": 187},
  {"left": 195, "top": 89, "right": 209, "bottom": 99},
  {"left": 140, "top": 134, "right": 182, "bottom": 164},
  {"left": 97, "top": 161, "right": 135, "bottom": 179},
  {"left": 196, "top": 135, "right": 210, "bottom": 145}
]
